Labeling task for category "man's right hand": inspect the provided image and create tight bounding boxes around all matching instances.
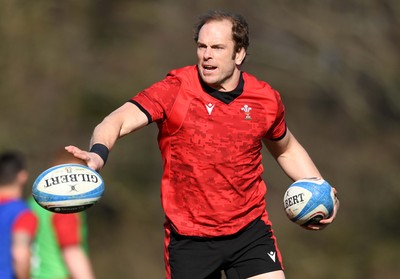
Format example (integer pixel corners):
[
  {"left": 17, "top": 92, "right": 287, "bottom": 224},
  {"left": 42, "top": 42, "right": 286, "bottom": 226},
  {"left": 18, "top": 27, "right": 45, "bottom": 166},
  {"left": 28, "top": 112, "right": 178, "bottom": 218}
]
[{"left": 64, "top": 146, "right": 104, "bottom": 171}]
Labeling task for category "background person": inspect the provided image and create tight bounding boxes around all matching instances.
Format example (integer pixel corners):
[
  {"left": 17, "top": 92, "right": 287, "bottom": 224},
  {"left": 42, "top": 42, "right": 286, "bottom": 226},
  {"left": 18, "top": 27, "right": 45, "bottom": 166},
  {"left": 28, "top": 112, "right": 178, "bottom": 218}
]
[
  {"left": 29, "top": 149, "right": 96, "bottom": 279},
  {"left": 0, "top": 151, "right": 37, "bottom": 279},
  {"left": 66, "top": 10, "right": 339, "bottom": 279}
]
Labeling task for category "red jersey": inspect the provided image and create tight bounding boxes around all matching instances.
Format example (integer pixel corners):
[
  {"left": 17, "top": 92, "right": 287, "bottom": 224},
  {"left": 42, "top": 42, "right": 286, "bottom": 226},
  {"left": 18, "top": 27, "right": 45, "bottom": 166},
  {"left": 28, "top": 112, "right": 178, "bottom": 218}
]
[{"left": 131, "top": 65, "right": 286, "bottom": 237}]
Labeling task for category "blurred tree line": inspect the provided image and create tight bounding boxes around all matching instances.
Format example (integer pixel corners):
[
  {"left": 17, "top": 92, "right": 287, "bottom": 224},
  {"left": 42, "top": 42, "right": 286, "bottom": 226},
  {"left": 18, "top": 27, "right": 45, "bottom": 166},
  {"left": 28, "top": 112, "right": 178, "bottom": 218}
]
[{"left": 0, "top": 0, "right": 399, "bottom": 278}]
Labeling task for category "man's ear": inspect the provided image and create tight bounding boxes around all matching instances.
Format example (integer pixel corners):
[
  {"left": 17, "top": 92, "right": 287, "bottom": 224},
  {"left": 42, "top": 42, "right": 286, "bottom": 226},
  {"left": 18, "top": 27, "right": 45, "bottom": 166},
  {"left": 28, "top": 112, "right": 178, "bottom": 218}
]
[
  {"left": 235, "top": 48, "right": 246, "bottom": 66},
  {"left": 17, "top": 170, "right": 28, "bottom": 186}
]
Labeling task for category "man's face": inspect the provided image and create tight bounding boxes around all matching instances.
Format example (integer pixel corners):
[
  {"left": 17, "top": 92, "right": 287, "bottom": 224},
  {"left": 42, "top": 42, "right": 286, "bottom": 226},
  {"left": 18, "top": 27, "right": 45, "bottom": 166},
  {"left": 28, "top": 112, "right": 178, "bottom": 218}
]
[{"left": 196, "top": 19, "right": 245, "bottom": 91}]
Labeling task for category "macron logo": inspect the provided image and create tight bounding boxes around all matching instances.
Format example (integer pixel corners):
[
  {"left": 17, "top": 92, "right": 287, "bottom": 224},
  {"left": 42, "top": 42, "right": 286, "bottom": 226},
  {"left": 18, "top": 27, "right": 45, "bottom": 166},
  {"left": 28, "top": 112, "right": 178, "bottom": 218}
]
[
  {"left": 205, "top": 103, "right": 215, "bottom": 115},
  {"left": 267, "top": 251, "right": 276, "bottom": 262}
]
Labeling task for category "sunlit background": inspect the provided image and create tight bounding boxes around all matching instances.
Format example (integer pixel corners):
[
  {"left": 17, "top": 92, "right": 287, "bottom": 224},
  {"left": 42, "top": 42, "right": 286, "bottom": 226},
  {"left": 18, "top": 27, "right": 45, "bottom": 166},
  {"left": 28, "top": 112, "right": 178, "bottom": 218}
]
[{"left": 1, "top": 0, "right": 399, "bottom": 278}]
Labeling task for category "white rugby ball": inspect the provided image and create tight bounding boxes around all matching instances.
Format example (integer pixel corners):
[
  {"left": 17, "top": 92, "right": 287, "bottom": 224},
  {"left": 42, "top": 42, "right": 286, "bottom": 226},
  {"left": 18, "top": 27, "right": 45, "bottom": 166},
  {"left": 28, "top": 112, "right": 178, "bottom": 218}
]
[
  {"left": 32, "top": 163, "right": 105, "bottom": 213},
  {"left": 283, "top": 178, "right": 335, "bottom": 226}
]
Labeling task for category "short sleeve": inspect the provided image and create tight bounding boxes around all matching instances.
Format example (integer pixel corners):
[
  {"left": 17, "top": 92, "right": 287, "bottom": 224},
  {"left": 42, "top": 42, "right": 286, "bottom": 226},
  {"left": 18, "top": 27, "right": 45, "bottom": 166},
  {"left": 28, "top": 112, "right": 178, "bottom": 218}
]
[
  {"left": 265, "top": 90, "right": 287, "bottom": 140},
  {"left": 53, "top": 213, "right": 81, "bottom": 247},
  {"left": 13, "top": 210, "right": 38, "bottom": 238},
  {"left": 130, "top": 75, "right": 181, "bottom": 124}
]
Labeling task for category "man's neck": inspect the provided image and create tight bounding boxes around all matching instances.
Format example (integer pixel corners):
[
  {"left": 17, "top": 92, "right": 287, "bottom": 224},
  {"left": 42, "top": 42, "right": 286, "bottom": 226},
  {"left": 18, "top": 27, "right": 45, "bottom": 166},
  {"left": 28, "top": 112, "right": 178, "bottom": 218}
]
[{"left": 0, "top": 186, "right": 22, "bottom": 200}]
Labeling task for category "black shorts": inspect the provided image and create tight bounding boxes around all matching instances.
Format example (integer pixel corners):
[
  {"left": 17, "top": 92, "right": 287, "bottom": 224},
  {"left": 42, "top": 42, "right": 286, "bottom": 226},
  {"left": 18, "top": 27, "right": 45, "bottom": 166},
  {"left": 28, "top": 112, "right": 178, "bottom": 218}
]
[{"left": 164, "top": 217, "right": 283, "bottom": 279}]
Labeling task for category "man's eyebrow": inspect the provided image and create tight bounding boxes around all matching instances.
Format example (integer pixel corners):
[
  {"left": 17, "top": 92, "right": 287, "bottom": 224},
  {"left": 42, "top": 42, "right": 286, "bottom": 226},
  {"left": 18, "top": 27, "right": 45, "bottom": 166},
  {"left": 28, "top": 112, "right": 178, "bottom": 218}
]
[
  {"left": 197, "top": 42, "right": 226, "bottom": 48},
  {"left": 211, "top": 44, "right": 225, "bottom": 48}
]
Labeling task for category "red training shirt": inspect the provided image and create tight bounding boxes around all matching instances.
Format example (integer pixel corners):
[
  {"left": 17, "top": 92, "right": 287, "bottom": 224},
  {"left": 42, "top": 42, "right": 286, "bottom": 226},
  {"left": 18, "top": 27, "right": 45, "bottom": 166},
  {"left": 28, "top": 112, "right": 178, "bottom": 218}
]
[{"left": 131, "top": 65, "right": 286, "bottom": 237}]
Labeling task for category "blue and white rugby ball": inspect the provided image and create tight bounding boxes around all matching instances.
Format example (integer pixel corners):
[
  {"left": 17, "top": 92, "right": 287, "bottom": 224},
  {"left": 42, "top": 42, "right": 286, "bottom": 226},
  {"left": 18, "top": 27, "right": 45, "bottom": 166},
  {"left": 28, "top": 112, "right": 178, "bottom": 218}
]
[
  {"left": 32, "top": 163, "right": 104, "bottom": 213},
  {"left": 283, "top": 178, "right": 334, "bottom": 226}
]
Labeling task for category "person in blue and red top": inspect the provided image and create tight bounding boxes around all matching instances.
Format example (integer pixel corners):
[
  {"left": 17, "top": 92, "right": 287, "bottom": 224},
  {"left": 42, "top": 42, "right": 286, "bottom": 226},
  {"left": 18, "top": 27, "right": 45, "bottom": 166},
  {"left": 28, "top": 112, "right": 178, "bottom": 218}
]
[
  {"left": 0, "top": 151, "right": 37, "bottom": 279},
  {"left": 66, "top": 10, "right": 340, "bottom": 279}
]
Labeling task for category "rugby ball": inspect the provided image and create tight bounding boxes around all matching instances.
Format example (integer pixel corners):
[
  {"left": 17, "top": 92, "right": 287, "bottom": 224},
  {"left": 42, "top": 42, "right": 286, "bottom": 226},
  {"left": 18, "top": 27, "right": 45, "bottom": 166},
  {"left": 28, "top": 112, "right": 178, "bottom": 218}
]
[
  {"left": 32, "top": 163, "right": 104, "bottom": 213},
  {"left": 283, "top": 178, "right": 334, "bottom": 226}
]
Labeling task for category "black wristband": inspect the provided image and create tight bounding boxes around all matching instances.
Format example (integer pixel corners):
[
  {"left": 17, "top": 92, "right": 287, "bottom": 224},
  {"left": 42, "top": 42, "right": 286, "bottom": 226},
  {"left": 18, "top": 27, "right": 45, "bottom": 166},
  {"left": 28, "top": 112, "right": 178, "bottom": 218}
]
[{"left": 90, "top": 143, "right": 109, "bottom": 165}]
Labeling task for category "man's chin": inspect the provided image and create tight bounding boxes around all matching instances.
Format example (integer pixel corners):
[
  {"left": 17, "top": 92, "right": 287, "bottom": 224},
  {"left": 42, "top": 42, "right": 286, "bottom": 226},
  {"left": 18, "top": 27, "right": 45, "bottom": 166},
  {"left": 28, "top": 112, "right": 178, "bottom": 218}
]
[{"left": 200, "top": 75, "right": 217, "bottom": 86}]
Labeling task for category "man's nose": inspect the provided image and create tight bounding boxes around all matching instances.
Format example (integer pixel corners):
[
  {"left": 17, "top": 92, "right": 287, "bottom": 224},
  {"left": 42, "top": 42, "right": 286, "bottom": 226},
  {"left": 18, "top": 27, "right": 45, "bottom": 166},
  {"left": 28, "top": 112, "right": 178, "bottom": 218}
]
[{"left": 203, "top": 47, "right": 212, "bottom": 59}]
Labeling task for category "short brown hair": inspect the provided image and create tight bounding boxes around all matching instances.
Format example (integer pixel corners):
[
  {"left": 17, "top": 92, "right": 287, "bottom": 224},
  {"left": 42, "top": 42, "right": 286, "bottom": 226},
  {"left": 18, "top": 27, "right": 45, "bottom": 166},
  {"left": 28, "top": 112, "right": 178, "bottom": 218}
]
[
  {"left": 193, "top": 10, "right": 250, "bottom": 54},
  {"left": 0, "top": 151, "right": 26, "bottom": 186}
]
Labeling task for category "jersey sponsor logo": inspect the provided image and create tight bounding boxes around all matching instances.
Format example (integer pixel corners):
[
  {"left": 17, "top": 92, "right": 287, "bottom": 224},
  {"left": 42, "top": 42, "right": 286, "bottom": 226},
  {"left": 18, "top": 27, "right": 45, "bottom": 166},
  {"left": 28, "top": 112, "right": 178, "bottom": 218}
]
[
  {"left": 267, "top": 251, "right": 276, "bottom": 262},
  {"left": 241, "top": 104, "right": 252, "bottom": 120},
  {"left": 205, "top": 103, "right": 215, "bottom": 115}
]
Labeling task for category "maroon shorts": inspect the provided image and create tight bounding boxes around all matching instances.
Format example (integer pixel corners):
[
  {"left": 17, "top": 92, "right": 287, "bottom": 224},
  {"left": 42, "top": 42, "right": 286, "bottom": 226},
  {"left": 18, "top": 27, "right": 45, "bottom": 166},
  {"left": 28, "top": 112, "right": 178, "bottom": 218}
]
[{"left": 164, "top": 216, "right": 284, "bottom": 279}]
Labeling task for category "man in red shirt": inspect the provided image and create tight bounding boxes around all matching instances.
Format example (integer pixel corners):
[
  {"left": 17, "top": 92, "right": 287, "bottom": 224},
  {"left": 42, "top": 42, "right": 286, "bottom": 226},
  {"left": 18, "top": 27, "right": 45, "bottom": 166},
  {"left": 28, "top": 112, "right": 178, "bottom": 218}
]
[
  {"left": 0, "top": 151, "right": 37, "bottom": 279},
  {"left": 66, "top": 10, "right": 339, "bottom": 279}
]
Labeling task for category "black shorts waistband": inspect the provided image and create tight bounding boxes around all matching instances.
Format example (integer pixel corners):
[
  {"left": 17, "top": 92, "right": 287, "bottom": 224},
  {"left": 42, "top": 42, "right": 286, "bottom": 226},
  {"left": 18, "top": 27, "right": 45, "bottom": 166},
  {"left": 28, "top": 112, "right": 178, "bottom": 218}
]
[{"left": 168, "top": 215, "right": 266, "bottom": 241}]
